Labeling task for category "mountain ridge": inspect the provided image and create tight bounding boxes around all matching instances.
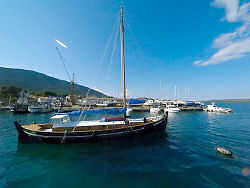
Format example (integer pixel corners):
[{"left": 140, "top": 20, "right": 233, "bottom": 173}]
[{"left": 0, "top": 67, "right": 107, "bottom": 97}]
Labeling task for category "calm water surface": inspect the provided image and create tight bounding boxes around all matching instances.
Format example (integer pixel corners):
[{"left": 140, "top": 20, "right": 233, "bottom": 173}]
[{"left": 0, "top": 102, "right": 249, "bottom": 187}]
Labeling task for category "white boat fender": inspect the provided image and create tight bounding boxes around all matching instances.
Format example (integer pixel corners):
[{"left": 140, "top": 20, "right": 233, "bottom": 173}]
[{"left": 214, "top": 147, "right": 236, "bottom": 157}]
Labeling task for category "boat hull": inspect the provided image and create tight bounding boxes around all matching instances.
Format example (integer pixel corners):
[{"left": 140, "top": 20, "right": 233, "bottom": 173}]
[
  {"left": 13, "top": 108, "right": 29, "bottom": 113},
  {"left": 164, "top": 109, "right": 180, "bottom": 113},
  {"left": 14, "top": 115, "right": 168, "bottom": 143},
  {"left": 28, "top": 107, "right": 52, "bottom": 113}
]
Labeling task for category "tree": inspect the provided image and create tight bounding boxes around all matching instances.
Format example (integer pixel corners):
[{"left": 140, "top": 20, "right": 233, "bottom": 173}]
[
  {"left": 0, "top": 86, "right": 22, "bottom": 99},
  {"left": 43, "top": 91, "right": 57, "bottom": 97}
]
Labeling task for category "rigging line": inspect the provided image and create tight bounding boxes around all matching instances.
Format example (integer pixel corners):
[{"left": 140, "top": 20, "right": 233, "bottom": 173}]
[
  {"left": 95, "top": 12, "right": 120, "bottom": 82},
  {"left": 56, "top": 47, "right": 72, "bottom": 81},
  {"left": 126, "top": 22, "right": 144, "bottom": 64},
  {"left": 73, "top": 12, "right": 120, "bottom": 129},
  {"left": 104, "top": 20, "right": 120, "bottom": 90}
]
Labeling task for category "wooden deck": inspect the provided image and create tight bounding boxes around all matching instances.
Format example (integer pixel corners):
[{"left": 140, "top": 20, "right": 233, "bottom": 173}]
[
  {"left": 21, "top": 120, "right": 153, "bottom": 133},
  {"left": 23, "top": 124, "right": 42, "bottom": 131}
]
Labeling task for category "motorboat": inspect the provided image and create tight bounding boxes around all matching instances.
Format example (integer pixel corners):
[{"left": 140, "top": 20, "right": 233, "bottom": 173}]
[
  {"left": 28, "top": 104, "right": 52, "bottom": 113},
  {"left": 164, "top": 105, "right": 181, "bottom": 113},
  {"left": 144, "top": 99, "right": 155, "bottom": 106},
  {"left": 150, "top": 107, "right": 161, "bottom": 114},
  {"left": 204, "top": 102, "right": 233, "bottom": 113}
]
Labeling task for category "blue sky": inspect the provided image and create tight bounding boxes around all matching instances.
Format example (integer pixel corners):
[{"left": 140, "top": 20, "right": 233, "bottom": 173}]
[{"left": 0, "top": 0, "right": 249, "bottom": 100}]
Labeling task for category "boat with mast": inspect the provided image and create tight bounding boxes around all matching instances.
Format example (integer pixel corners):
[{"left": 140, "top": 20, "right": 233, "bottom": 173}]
[
  {"left": 13, "top": 90, "right": 29, "bottom": 113},
  {"left": 14, "top": 7, "right": 168, "bottom": 143}
]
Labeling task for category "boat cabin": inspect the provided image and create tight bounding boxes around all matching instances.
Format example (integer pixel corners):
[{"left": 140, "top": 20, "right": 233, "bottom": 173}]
[
  {"left": 166, "top": 104, "right": 177, "bottom": 108},
  {"left": 51, "top": 114, "right": 72, "bottom": 127},
  {"left": 207, "top": 103, "right": 218, "bottom": 110}
]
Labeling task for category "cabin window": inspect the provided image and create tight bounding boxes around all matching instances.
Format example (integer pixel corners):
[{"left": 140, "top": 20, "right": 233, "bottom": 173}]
[
  {"left": 51, "top": 115, "right": 72, "bottom": 127},
  {"left": 63, "top": 116, "right": 70, "bottom": 123},
  {"left": 51, "top": 119, "right": 62, "bottom": 127}
]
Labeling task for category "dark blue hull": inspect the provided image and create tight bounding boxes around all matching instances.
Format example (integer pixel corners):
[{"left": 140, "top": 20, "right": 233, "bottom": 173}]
[{"left": 14, "top": 115, "right": 168, "bottom": 144}]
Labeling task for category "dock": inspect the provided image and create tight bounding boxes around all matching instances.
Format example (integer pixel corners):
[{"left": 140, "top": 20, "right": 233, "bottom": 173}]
[{"left": 179, "top": 106, "right": 204, "bottom": 111}]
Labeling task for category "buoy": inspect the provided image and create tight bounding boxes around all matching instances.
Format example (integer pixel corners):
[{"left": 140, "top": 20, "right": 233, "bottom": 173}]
[{"left": 214, "top": 147, "right": 236, "bottom": 157}]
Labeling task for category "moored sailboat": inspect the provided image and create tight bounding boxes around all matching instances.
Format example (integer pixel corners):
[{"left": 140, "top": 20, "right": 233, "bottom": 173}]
[
  {"left": 13, "top": 90, "right": 29, "bottom": 113},
  {"left": 14, "top": 7, "right": 168, "bottom": 143}
]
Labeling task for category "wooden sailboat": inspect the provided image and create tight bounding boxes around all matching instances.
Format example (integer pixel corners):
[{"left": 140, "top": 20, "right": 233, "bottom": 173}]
[{"left": 14, "top": 7, "right": 168, "bottom": 143}]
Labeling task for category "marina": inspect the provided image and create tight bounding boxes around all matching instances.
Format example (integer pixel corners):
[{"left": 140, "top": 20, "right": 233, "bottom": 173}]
[{"left": 0, "top": 1, "right": 249, "bottom": 187}]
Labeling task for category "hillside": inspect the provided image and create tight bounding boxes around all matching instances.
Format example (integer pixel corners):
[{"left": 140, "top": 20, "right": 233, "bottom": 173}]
[{"left": 0, "top": 67, "right": 107, "bottom": 97}]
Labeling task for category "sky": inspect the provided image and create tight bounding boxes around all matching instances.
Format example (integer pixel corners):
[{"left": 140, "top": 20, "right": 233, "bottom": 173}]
[{"left": 0, "top": 0, "right": 249, "bottom": 100}]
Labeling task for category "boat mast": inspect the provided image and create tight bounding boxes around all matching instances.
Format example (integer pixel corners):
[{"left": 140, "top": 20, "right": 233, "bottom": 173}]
[{"left": 120, "top": 6, "right": 126, "bottom": 107}]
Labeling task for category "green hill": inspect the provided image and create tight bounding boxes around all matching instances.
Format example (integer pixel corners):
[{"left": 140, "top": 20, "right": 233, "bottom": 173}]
[{"left": 0, "top": 67, "right": 107, "bottom": 97}]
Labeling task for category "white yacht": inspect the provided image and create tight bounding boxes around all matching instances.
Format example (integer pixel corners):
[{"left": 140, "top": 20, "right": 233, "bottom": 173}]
[
  {"left": 164, "top": 105, "right": 181, "bottom": 113},
  {"left": 28, "top": 104, "right": 52, "bottom": 113},
  {"left": 205, "top": 102, "right": 233, "bottom": 113},
  {"left": 144, "top": 99, "right": 155, "bottom": 106},
  {"left": 150, "top": 107, "right": 161, "bottom": 114}
]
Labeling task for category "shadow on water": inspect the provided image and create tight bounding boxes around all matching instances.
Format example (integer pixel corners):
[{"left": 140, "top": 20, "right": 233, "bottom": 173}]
[{"left": 16, "top": 131, "right": 169, "bottom": 160}]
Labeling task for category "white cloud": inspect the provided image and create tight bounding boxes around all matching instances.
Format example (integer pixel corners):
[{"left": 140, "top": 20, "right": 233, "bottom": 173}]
[
  {"left": 194, "top": 0, "right": 250, "bottom": 66},
  {"left": 213, "top": 32, "right": 237, "bottom": 48},
  {"left": 196, "top": 38, "right": 250, "bottom": 66},
  {"left": 238, "top": 2, "right": 250, "bottom": 22},
  {"left": 193, "top": 60, "right": 202, "bottom": 65},
  {"left": 212, "top": 0, "right": 240, "bottom": 22}
]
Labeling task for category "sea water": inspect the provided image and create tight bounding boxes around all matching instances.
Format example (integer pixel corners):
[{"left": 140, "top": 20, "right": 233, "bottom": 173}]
[{"left": 0, "top": 102, "right": 249, "bottom": 187}]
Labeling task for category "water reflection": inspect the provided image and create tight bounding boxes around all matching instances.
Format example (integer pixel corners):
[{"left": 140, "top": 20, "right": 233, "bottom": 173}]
[
  {"left": 242, "top": 166, "right": 250, "bottom": 176},
  {"left": 1, "top": 102, "right": 249, "bottom": 187},
  {"left": 16, "top": 131, "right": 169, "bottom": 160}
]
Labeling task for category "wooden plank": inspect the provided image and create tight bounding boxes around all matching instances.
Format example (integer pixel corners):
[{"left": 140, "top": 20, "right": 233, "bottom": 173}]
[{"left": 22, "top": 124, "right": 41, "bottom": 131}]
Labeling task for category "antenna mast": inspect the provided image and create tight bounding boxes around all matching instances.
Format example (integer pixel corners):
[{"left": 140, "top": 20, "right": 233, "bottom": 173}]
[{"left": 120, "top": 6, "right": 126, "bottom": 107}]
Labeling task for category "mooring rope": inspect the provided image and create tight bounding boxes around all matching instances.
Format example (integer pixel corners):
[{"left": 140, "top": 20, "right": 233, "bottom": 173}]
[{"left": 61, "top": 130, "right": 68, "bottom": 144}]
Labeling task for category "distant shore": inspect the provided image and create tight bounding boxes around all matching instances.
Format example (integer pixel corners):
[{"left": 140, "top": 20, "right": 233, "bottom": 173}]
[{"left": 205, "top": 99, "right": 250, "bottom": 103}]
